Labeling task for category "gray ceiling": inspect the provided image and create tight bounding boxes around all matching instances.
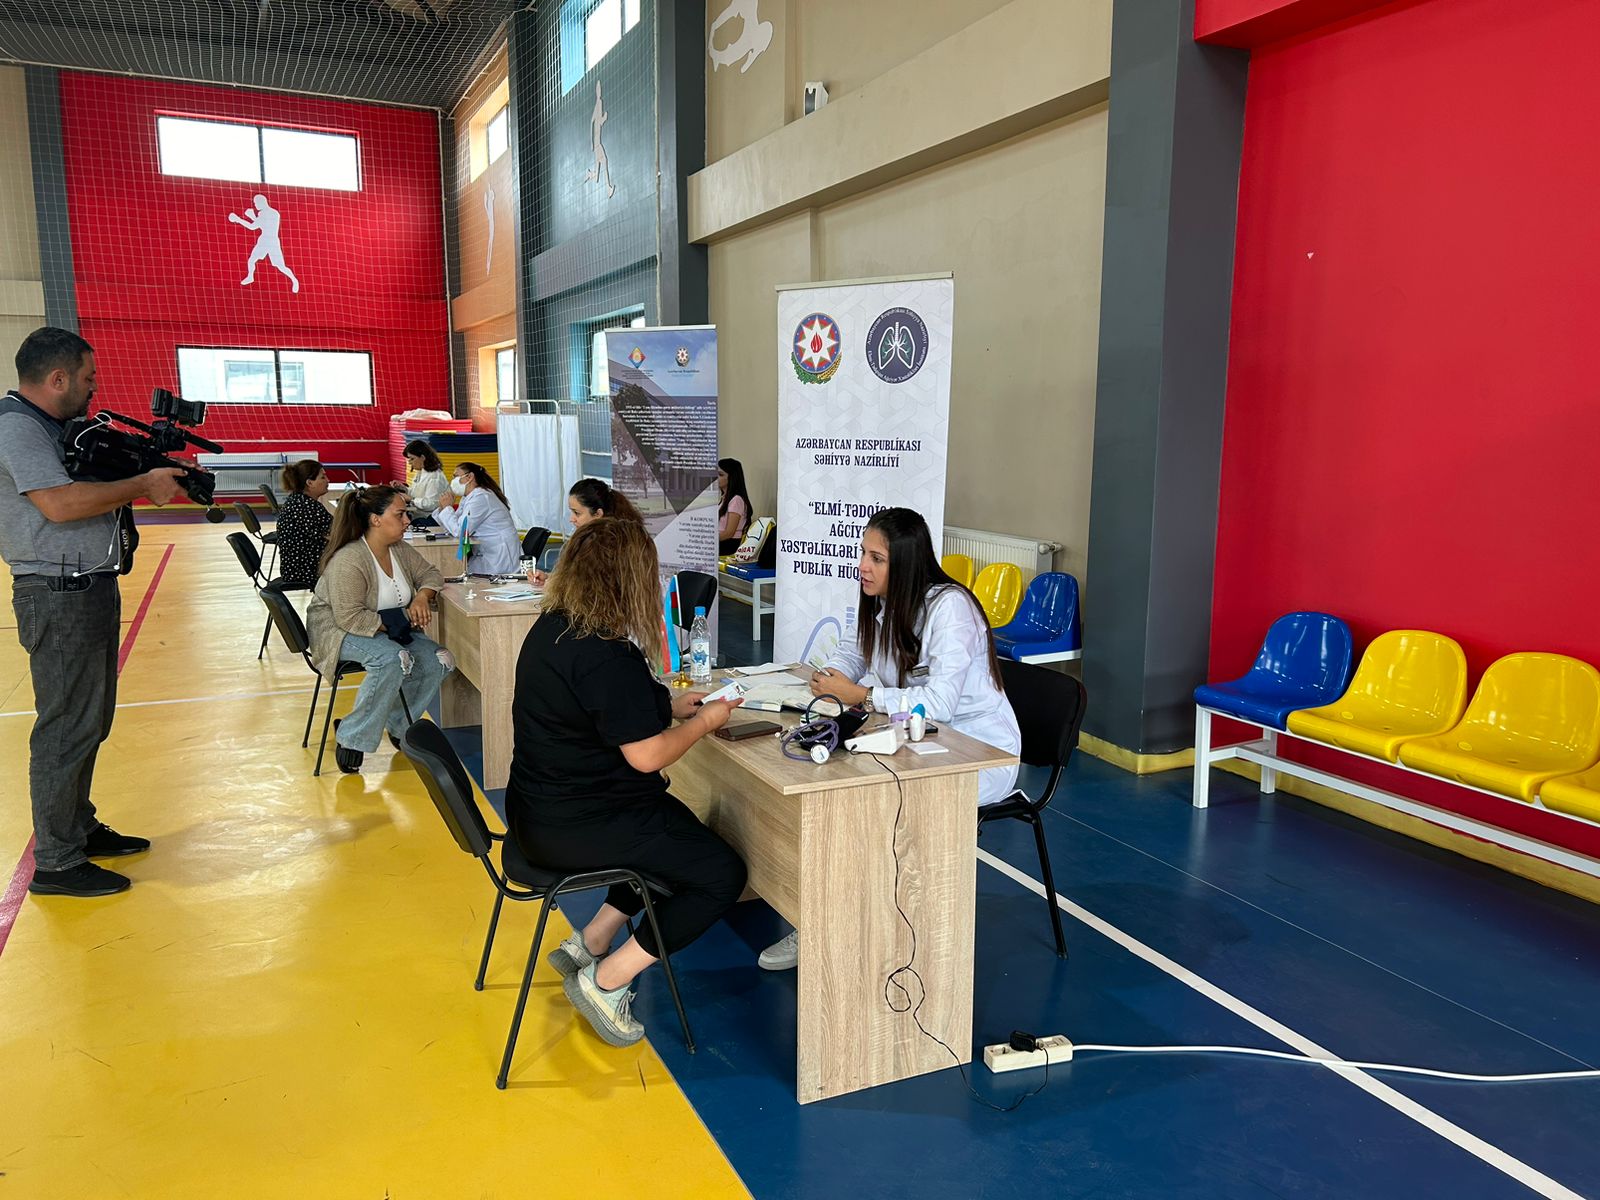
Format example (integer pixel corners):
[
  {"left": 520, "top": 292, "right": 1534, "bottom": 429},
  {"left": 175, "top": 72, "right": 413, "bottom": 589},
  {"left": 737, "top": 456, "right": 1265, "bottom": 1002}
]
[{"left": 0, "top": 0, "right": 525, "bottom": 110}]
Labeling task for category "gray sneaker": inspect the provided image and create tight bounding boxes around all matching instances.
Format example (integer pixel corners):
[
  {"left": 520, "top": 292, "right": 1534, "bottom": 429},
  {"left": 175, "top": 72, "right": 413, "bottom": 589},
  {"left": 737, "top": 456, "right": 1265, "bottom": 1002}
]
[
  {"left": 563, "top": 962, "right": 644, "bottom": 1047},
  {"left": 547, "top": 931, "right": 595, "bottom": 979},
  {"left": 758, "top": 929, "right": 799, "bottom": 971}
]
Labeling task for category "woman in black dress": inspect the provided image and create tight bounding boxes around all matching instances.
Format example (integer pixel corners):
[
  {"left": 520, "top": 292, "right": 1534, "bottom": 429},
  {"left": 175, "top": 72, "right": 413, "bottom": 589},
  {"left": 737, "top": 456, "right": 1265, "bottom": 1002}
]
[
  {"left": 275, "top": 459, "right": 333, "bottom": 588},
  {"left": 506, "top": 517, "right": 746, "bottom": 1047}
]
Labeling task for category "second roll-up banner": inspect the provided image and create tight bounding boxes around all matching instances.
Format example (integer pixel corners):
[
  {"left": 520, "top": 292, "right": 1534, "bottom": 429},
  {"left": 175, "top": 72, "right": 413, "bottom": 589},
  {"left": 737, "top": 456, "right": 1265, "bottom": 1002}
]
[{"left": 775, "top": 274, "right": 954, "bottom": 666}]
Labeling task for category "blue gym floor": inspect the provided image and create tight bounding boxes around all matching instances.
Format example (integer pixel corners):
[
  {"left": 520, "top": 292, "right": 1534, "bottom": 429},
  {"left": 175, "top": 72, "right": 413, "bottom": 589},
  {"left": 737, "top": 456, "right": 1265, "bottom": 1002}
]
[{"left": 448, "top": 602, "right": 1600, "bottom": 1200}]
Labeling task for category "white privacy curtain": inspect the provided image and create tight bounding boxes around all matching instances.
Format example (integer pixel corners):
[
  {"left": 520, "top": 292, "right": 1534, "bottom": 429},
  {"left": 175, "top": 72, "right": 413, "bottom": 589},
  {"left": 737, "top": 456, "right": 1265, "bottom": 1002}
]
[{"left": 497, "top": 412, "right": 582, "bottom": 531}]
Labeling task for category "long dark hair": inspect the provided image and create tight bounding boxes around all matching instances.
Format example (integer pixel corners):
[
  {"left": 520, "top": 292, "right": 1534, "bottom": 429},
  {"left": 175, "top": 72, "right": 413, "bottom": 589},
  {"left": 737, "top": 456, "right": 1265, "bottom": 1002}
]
[
  {"left": 280, "top": 458, "right": 322, "bottom": 494},
  {"left": 718, "top": 457, "right": 752, "bottom": 520},
  {"left": 858, "top": 507, "right": 1003, "bottom": 691},
  {"left": 403, "top": 440, "right": 443, "bottom": 472},
  {"left": 456, "top": 461, "right": 510, "bottom": 509},
  {"left": 320, "top": 485, "right": 406, "bottom": 573},
  {"left": 569, "top": 477, "right": 643, "bottom": 524}
]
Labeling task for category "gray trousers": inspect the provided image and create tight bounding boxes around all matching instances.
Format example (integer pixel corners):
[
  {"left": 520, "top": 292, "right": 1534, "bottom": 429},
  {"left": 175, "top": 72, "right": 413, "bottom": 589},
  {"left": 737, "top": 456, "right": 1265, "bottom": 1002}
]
[{"left": 11, "top": 573, "right": 119, "bottom": 872}]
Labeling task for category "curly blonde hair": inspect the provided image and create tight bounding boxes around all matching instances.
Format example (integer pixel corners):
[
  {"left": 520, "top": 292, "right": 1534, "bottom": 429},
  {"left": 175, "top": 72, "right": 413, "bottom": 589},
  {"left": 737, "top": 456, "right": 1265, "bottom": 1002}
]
[{"left": 542, "top": 517, "right": 662, "bottom": 653}]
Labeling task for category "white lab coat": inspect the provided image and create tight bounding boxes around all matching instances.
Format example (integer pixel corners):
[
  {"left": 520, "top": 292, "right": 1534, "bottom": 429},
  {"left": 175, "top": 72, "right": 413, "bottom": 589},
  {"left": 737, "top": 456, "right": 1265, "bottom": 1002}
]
[
  {"left": 407, "top": 468, "right": 449, "bottom": 513},
  {"left": 433, "top": 487, "right": 521, "bottom": 575},
  {"left": 825, "top": 585, "right": 1021, "bottom": 806}
]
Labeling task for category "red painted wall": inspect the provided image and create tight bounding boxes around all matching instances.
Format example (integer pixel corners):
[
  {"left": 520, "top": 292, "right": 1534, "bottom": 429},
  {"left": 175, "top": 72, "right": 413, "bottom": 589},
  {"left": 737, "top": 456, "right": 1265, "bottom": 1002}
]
[
  {"left": 1194, "top": 0, "right": 1395, "bottom": 47},
  {"left": 60, "top": 72, "right": 449, "bottom": 470},
  {"left": 1210, "top": 0, "right": 1600, "bottom": 857}
]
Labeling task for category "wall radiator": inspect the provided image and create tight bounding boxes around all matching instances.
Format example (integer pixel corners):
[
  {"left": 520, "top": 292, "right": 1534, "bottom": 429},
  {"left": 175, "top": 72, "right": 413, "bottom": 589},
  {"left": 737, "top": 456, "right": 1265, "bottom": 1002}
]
[{"left": 941, "top": 525, "right": 1061, "bottom": 578}]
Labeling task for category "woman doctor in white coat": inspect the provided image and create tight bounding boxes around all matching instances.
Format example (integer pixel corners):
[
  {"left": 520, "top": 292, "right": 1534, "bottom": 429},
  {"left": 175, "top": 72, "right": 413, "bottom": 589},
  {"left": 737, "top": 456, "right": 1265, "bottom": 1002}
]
[
  {"left": 758, "top": 506, "right": 1022, "bottom": 971},
  {"left": 432, "top": 461, "right": 522, "bottom": 575}
]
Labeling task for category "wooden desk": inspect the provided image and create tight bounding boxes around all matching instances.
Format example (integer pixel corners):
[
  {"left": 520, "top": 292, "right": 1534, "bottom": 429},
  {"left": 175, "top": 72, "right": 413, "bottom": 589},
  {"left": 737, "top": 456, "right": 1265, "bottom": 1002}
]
[
  {"left": 433, "top": 583, "right": 541, "bottom": 790},
  {"left": 402, "top": 533, "right": 465, "bottom": 581},
  {"left": 673, "top": 712, "right": 1017, "bottom": 1104}
]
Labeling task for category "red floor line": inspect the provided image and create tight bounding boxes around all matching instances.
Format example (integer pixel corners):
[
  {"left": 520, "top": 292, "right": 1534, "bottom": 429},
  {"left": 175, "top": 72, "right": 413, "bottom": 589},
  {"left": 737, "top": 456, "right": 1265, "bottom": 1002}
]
[
  {"left": 118, "top": 543, "right": 176, "bottom": 673},
  {"left": 1, "top": 545, "right": 175, "bottom": 956}
]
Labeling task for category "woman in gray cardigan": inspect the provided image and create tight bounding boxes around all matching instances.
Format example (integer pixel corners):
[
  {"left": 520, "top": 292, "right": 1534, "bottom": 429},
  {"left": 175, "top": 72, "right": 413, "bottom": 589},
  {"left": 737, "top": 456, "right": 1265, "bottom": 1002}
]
[{"left": 307, "top": 486, "right": 453, "bottom": 773}]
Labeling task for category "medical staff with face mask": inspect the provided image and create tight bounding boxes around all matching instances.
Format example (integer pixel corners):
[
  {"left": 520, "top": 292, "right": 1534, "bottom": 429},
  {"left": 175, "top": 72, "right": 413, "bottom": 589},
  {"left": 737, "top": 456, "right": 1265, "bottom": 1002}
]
[{"left": 432, "top": 461, "right": 522, "bottom": 575}]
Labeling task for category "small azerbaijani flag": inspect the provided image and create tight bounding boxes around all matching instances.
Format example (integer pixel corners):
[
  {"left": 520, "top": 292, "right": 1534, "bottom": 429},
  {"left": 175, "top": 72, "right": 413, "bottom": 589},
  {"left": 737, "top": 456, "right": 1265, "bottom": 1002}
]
[{"left": 457, "top": 513, "right": 470, "bottom": 564}]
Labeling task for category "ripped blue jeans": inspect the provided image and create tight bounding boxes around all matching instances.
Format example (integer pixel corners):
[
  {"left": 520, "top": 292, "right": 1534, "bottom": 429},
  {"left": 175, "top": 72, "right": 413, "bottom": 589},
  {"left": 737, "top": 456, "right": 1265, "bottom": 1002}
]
[{"left": 334, "top": 630, "right": 454, "bottom": 752}]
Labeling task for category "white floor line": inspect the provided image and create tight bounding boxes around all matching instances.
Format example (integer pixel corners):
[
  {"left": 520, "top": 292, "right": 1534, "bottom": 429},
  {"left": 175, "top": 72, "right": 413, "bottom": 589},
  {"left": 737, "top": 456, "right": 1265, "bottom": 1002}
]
[
  {"left": 0, "top": 686, "right": 315, "bottom": 720},
  {"left": 977, "top": 848, "right": 1585, "bottom": 1200}
]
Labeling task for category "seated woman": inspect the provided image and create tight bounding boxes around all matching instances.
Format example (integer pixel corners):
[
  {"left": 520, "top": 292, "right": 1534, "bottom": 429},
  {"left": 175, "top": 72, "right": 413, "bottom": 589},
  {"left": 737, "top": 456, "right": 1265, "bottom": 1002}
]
[
  {"left": 394, "top": 440, "right": 448, "bottom": 520},
  {"left": 759, "top": 506, "right": 1021, "bottom": 972},
  {"left": 275, "top": 459, "right": 333, "bottom": 588},
  {"left": 307, "top": 486, "right": 455, "bottom": 774},
  {"left": 506, "top": 518, "right": 746, "bottom": 1047},
  {"left": 717, "top": 457, "right": 752, "bottom": 555},
  {"left": 432, "top": 461, "right": 521, "bottom": 575},
  {"left": 528, "top": 477, "right": 644, "bottom": 586}
]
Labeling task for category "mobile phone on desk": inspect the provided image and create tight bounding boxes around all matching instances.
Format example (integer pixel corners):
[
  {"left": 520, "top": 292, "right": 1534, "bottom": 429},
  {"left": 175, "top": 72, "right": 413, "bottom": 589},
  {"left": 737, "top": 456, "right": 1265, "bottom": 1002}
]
[{"left": 715, "top": 720, "right": 783, "bottom": 741}]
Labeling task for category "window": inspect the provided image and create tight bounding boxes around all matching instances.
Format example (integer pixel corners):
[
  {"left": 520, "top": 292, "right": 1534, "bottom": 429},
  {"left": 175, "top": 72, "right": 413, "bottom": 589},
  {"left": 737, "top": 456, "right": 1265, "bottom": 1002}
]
[
  {"left": 177, "top": 347, "right": 373, "bottom": 406},
  {"left": 157, "top": 116, "right": 360, "bottom": 190},
  {"left": 562, "top": 0, "right": 642, "bottom": 92},
  {"left": 496, "top": 346, "right": 517, "bottom": 404},
  {"left": 588, "top": 312, "right": 647, "bottom": 398},
  {"left": 486, "top": 106, "right": 509, "bottom": 164}
]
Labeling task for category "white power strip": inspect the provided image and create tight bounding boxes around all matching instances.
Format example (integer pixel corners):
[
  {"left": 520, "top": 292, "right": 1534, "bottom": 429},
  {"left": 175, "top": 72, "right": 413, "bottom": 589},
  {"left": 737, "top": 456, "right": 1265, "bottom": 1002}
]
[{"left": 983, "top": 1035, "right": 1073, "bottom": 1074}]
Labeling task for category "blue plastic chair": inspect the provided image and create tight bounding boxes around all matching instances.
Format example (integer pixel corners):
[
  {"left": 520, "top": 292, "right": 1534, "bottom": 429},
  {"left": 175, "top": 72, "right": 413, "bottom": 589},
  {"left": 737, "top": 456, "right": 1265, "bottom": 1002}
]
[
  {"left": 993, "top": 573, "right": 1082, "bottom": 663},
  {"left": 1193, "top": 612, "right": 1354, "bottom": 729}
]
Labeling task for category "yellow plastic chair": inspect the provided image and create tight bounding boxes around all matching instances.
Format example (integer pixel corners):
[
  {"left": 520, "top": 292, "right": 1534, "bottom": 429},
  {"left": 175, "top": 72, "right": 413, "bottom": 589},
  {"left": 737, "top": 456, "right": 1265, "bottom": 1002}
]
[
  {"left": 941, "top": 553, "right": 975, "bottom": 589},
  {"left": 1397, "top": 653, "right": 1600, "bottom": 801},
  {"left": 972, "top": 563, "right": 1023, "bottom": 628},
  {"left": 1539, "top": 761, "right": 1600, "bottom": 822},
  {"left": 1287, "top": 630, "right": 1470, "bottom": 762}
]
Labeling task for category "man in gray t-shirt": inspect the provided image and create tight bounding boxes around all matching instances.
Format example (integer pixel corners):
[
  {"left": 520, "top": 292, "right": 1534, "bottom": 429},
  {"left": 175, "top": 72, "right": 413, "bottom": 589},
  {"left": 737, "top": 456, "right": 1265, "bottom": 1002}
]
[{"left": 0, "top": 327, "right": 184, "bottom": 898}]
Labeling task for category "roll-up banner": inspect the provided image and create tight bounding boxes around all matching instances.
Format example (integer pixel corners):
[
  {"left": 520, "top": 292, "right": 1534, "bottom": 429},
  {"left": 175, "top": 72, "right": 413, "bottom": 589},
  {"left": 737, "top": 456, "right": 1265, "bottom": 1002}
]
[
  {"left": 604, "top": 325, "right": 720, "bottom": 648},
  {"left": 775, "top": 275, "right": 953, "bottom": 665}
]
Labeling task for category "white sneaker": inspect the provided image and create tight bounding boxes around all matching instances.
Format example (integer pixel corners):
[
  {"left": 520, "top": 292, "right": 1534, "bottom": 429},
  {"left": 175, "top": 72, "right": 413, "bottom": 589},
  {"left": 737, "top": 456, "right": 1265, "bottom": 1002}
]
[
  {"left": 547, "top": 931, "right": 594, "bottom": 979},
  {"left": 758, "top": 929, "right": 799, "bottom": 971},
  {"left": 563, "top": 962, "right": 644, "bottom": 1047}
]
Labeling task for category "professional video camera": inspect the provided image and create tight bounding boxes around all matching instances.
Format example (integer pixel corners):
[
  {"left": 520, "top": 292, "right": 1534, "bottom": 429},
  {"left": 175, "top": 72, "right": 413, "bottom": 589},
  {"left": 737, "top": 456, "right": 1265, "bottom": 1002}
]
[{"left": 63, "top": 387, "right": 224, "bottom": 513}]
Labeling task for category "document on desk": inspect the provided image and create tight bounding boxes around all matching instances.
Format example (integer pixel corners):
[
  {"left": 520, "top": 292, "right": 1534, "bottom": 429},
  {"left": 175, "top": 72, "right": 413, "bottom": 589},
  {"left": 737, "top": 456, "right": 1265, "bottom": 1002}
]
[
  {"left": 483, "top": 584, "right": 539, "bottom": 602},
  {"left": 732, "top": 662, "right": 803, "bottom": 678}
]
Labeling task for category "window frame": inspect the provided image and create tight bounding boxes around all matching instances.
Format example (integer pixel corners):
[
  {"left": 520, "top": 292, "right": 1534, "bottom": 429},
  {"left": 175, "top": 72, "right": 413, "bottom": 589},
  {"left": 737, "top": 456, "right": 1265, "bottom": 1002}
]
[
  {"left": 155, "top": 113, "right": 362, "bottom": 191},
  {"left": 176, "top": 345, "right": 376, "bottom": 408}
]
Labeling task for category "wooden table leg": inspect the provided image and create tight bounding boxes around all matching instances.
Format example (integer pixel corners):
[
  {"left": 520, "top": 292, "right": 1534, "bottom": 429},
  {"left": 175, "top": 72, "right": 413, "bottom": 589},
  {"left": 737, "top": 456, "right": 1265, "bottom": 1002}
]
[{"left": 795, "top": 772, "right": 977, "bottom": 1103}]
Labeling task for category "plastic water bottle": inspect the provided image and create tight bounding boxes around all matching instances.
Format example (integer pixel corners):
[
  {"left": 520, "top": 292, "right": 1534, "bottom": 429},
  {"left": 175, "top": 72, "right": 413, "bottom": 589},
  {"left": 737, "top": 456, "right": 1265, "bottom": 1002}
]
[{"left": 689, "top": 606, "right": 711, "bottom": 684}]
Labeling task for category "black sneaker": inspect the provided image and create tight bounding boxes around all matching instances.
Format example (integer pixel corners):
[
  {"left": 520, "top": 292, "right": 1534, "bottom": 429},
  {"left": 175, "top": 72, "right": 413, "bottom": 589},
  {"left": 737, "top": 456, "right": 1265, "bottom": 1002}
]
[
  {"left": 85, "top": 824, "right": 151, "bottom": 858},
  {"left": 332, "top": 718, "right": 362, "bottom": 774},
  {"left": 28, "top": 862, "right": 131, "bottom": 897}
]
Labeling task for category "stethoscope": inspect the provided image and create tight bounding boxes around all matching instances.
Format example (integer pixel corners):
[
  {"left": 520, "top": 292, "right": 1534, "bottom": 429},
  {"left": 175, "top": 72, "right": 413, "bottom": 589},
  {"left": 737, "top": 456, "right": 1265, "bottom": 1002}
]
[{"left": 779, "top": 694, "right": 848, "bottom": 764}]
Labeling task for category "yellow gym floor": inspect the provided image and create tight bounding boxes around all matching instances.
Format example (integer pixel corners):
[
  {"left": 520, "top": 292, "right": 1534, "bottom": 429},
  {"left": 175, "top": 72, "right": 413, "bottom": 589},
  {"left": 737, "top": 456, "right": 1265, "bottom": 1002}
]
[{"left": 0, "top": 521, "right": 746, "bottom": 1198}]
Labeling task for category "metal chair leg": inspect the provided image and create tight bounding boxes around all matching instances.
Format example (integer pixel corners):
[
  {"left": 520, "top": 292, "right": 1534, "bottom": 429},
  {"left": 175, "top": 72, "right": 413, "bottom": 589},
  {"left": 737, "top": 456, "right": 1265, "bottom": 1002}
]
[
  {"left": 302, "top": 675, "right": 323, "bottom": 748},
  {"left": 638, "top": 883, "right": 695, "bottom": 1053},
  {"left": 313, "top": 675, "right": 341, "bottom": 777},
  {"left": 1029, "top": 813, "right": 1069, "bottom": 959},
  {"left": 497, "top": 892, "right": 557, "bottom": 1089},
  {"left": 476, "top": 890, "right": 505, "bottom": 992},
  {"left": 258, "top": 611, "right": 273, "bottom": 660}
]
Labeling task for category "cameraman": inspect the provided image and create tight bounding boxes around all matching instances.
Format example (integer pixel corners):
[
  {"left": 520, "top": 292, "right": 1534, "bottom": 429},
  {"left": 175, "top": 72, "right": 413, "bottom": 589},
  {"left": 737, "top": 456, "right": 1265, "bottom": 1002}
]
[{"left": 0, "top": 327, "right": 184, "bottom": 898}]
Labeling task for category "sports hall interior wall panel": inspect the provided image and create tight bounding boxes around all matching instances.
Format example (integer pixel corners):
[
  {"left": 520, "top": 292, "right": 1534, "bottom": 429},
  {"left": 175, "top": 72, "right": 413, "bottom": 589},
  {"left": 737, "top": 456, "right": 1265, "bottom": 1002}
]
[
  {"left": 1209, "top": 0, "right": 1600, "bottom": 857},
  {"left": 57, "top": 71, "right": 449, "bottom": 465}
]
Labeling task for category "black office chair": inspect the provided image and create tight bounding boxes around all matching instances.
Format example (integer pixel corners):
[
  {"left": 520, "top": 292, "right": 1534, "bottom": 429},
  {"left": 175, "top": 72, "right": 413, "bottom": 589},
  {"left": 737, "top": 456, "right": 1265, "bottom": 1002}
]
[
  {"left": 257, "top": 588, "right": 411, "bottom": 777},
  {"left": 674, "top": 570, "right": 718, "bottom": 626},
  {"left": 258, "top": 483, "right": 281, "bottom": 514},
  {"left": 400, "top": 718, "right": 696, "bottom": 1088},
  {"left": 520, "top": 527, "right": 550, "bottom": 561},
  {"left": 234, "top": 500, "right": 279, "bottom": 577},
  {"left": 226, "top": 532, "right": 308, "bottom": 660},
  {"left": 978, "top": 661, "right": 1088, "bottom": 958}
]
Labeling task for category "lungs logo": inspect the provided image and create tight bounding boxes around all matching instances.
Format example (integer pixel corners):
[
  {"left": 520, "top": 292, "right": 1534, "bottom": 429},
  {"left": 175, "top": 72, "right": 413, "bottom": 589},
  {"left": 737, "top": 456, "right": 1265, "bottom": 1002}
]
[
  {"left": 791, "top": 312, "right": 842, "bottom": 384},
  {"left": 866, "top": 307, "right": 928, "bottom": 384}
]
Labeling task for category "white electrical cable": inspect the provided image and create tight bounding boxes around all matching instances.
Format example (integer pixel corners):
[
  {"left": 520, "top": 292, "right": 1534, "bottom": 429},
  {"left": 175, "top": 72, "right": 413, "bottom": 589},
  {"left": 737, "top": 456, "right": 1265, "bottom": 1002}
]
[{"left": 1070, "top": 1044, "right": 1600, "bottom": 1083}]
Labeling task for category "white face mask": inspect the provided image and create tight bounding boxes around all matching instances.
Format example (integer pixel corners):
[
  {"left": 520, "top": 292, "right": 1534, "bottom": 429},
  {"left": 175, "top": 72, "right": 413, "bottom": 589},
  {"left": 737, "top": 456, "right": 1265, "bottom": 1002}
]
[{"left": 450, "top": 477, "right": 467, "bottom": 497}]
